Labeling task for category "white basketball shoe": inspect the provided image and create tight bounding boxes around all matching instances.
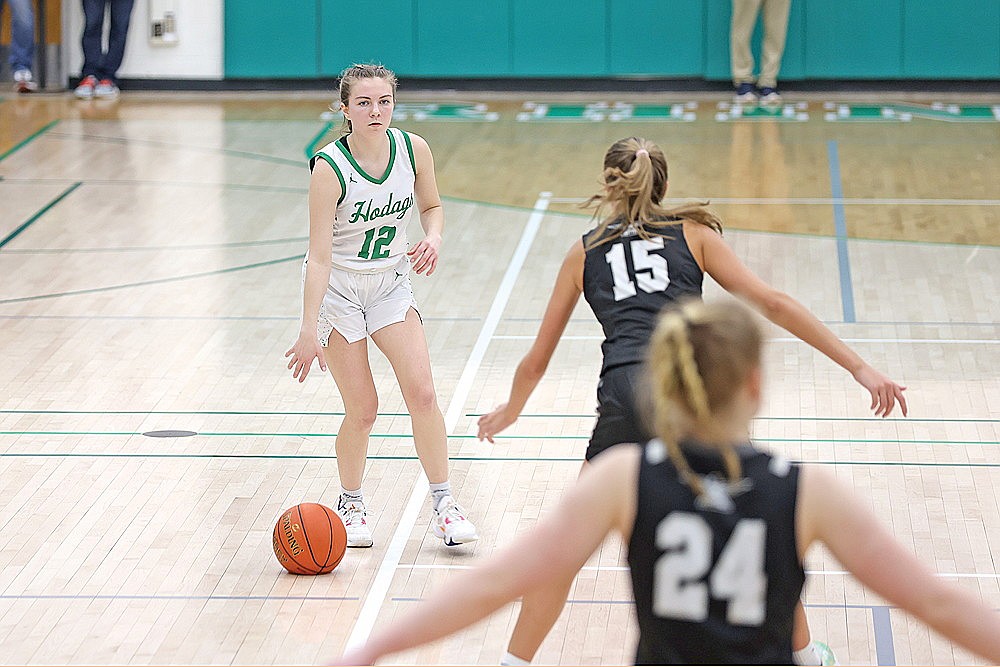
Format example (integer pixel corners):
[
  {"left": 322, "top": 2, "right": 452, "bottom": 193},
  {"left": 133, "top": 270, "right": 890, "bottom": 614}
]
[
  {"left": 432, "top": 495, "right": 479, "bottom": 546},
  {"left": 337, "top": 496, "right": 374, "bottom": 548}
]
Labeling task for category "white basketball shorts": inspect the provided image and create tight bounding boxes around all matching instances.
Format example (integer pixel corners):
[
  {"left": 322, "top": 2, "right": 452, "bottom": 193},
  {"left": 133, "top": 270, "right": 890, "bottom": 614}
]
[{"left": 305, "top": 257, "right": 419, "bottom": 345}]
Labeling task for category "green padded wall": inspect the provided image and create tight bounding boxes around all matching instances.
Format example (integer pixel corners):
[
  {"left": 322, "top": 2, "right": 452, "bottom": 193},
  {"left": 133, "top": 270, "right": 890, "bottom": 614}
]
[
  {"left": 224, "top": 0, "right": 319, "bottom": 77},
  {"left": 805, "top": 0, "right": 904, "bottom": 78},
  {"left": 609, "top": 0, "right": 704, "bottom": 76},
  {"left": 319, "top": 0, "right": 415, "bottom": 76},
  {"left": 224, "top": 1, "right": 1000, "bottom": 80},
  {"left": 416, "top": 1, "right": 512, "bottom": 76},
  {"left": 903, "top": 1, "right": 1000, "bottom": 77},
  {"left": 511, "top": 0, "right": 606, "bottom": 75}
]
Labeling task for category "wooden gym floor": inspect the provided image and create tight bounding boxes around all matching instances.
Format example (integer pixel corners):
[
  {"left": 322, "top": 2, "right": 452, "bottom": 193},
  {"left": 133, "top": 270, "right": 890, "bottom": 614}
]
[{"left": 0, "top": 89, "right": 997, "bottom": 665}]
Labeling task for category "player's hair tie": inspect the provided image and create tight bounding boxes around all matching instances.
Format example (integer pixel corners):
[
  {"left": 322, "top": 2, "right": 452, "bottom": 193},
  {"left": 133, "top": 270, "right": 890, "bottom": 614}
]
[{"left": 635, "top": 148, "right": 649, "bottom": 158}]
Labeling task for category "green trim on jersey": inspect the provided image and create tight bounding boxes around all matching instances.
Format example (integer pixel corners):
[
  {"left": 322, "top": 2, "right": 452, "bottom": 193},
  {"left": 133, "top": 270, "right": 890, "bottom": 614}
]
[
  {"left": 335, "top": 130, "right": 397, "bottom": 185},
  {"left": 401, "top": 130, "right": 417, "bottom": 173},
  {"left": 310, "top": 152, "right": 347, "bottom": 205}
]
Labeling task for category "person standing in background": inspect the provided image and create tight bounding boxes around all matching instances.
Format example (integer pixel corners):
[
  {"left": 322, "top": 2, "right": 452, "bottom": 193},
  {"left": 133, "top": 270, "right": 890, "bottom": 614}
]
[
  {"left": 730, "top": 0, "right": 791, "bottom": 104},
  {"left": 1, "top": 0, "right": 37, "bottom": 92},
  {"left": 74, "top": 0, "right": 134, "bottom": 99}
]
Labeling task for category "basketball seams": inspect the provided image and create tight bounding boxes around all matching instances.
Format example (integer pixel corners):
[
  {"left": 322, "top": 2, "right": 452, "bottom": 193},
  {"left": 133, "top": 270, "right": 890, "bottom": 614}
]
[
  {"left": 274, "top": 507, "right": 320, "bottom": 575},
  {"left": 299, "top": 503, "right": 327, "bottom": 572},
  {"left": 318, "top": 505, "right": 336, "bottom": 573}
]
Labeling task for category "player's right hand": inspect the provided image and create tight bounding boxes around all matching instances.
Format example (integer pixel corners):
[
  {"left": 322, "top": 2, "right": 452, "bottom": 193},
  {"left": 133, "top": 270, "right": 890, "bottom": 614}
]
[
  {"left": 477, "top": 403, "right": 517, "bottom": 443},
  {"left": 284, "top": 331, "right": 327, "bottom": 383}
]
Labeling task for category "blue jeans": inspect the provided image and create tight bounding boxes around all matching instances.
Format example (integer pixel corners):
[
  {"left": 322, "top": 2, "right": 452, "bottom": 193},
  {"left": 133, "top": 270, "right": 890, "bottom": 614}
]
[
  {"left": 0, "top": 0, "right": 35, "bottom": 72},
  {"left": 81, "top": 0, "right": 134, "bottom": 82}
]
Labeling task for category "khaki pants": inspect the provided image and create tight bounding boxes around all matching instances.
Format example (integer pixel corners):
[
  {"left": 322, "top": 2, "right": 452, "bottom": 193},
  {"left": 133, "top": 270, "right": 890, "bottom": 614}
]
[{"left": 730, "top": 0, "right": 791, "bottom": 88}]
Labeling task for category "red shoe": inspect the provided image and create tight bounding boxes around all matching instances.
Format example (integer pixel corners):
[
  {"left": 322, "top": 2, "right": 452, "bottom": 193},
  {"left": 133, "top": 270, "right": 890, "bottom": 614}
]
[{"left": 74, "top": 75, "right": 98, "bottom": 99}]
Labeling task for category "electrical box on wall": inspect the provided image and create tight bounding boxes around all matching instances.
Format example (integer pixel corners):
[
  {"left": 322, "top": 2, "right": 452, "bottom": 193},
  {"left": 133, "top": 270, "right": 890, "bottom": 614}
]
[{"left": 149, "top": 0, "right": 179, "bottom": 45}]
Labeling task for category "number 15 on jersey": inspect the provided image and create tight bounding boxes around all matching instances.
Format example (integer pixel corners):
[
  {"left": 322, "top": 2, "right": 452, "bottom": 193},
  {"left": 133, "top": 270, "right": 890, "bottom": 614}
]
[{"left": 605, "top": 237, "right": 670, "bottom": 301}]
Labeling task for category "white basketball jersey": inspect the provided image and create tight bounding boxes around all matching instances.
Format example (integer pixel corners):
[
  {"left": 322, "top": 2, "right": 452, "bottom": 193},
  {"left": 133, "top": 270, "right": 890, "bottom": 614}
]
[{"left": 311, "top": 127, "right": 416, "bottom": 272}]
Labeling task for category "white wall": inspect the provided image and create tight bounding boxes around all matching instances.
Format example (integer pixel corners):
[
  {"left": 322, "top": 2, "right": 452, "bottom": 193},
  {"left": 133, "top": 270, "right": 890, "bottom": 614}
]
[{"left": 63, "top": 0, "right": 223, "bottom": 80}]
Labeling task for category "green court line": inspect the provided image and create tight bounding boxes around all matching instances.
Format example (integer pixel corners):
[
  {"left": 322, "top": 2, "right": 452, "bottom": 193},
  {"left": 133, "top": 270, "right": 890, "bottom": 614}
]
[
  {"left": 48, "top": 131, "right": 304, "bottom": 168},
  {"left": 304, "top": 122, "right": 335, "bottom": 158},
  {"left": 0, "top": 431, "right": 995, "bottom": 445},
  {"left": 0, "top": 120, "right": 58, "bottom": 162},
  {"left": 0, "top": 410, "right": 391, "bottom": 416},
  {"left": 3, "top": 236, "right": 307, "bottom": 254},
  {"left": 0, "top": 451, "right": 995, "bottom": 468},
  {"left": 3, "top": 431, "right": 537, "bottom": 438},
  {"left": 468, "top": 414, "right": 1000, "bottom": 423},
  {"left": 0, "top": 254, "right": 303, "bottom": 305},
  {"left": 0, "top": 314, "right": 476, "bottom": 323},
  {"left": 1, "top": 176, "right": 309, "bottom": 196},
  {"left": 0, "top": 182, "right": 83, "bottom": 250}
]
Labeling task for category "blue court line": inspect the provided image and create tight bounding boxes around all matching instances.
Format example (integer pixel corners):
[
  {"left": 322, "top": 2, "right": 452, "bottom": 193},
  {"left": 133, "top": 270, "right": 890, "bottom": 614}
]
[
  {"left": 872, "top": 606, "right": 897, "bottom": 666},
  {"left": 0, "top": 182, "right": 83, "bottom": 250},
  {"left": 393, "top": 598, "right": 899, "bottom": 610},
  {"left": 0, "top": 594, "right": 358, "bottom": 601},
  {"left": 826, "top": 140, "right": 857, "bottom": 323},
  {"left": 0, "top": 254, "right": 303, "bottom": 305}
]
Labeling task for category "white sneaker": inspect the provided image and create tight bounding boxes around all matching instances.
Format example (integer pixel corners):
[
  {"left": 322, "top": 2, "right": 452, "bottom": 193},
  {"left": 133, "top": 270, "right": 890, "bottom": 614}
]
[
  {"left": 75, "top": 75, "right": 98, "bottom": 99},
  {"left": 337, "top": 497, "right": 373, "bottom": 548},
  {"left": 13, "top": 69, "right": 37, "bottom": 93},
  {"left": 95, "top": 78, "right": 120, "bottom": 99},
  {"left": 757, "top": 87, "right": 782, "bottom": 104},
  {"left": 734, "top": 82, "right": 758, "bottom": 103},
  {"left": 432, "top": 496, "right": 478, "bottom": 546}
]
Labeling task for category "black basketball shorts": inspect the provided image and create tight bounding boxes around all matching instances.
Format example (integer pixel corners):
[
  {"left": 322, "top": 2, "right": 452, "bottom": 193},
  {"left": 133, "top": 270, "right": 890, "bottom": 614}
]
[{"left": 586, "top": 363, "right": 653, "bottom": 461}]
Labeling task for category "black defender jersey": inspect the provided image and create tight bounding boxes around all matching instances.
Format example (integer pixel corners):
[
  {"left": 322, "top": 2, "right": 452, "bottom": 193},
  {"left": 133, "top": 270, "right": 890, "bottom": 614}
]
[
  {"left": 628, "top": 439, "right": 805, "bottom": 665},
  {"left": 582, "top": 219, "right": 704, "bottom": 376}
]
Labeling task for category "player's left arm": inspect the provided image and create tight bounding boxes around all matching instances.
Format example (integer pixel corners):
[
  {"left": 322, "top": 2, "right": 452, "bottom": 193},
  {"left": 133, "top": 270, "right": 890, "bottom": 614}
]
[
  {"left": 799, "top": 466, "right": 1000, "bottom": 662},
  {"left": 693, "top": 223, "right": 907, "bottom": 417},
  {"left": 407, "top": 132, "right": 444, "bottom": 275},
  {"left": 335, "top": 445, "right": 640, "bottom": 665}
]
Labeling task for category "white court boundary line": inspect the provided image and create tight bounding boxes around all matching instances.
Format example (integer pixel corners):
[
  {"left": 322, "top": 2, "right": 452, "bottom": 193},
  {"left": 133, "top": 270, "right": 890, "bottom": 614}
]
[
  {"left": 550, "top": 196, "right": 1000, "bottom": 206},
  {"left": 345, "top": 192, "right": 552, "bottom": 651}
]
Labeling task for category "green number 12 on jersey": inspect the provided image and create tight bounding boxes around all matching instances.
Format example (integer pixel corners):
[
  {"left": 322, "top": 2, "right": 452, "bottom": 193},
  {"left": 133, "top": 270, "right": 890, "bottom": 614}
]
[{"left": 358, "top": 225, "right": 396, "bottom": 260}]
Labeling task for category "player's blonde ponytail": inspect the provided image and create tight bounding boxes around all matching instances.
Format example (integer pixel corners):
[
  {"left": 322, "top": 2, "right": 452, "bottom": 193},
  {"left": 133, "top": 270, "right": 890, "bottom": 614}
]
[
  {"left": 648, "top": 301, "right": 763, "bottom": 494},
  {"left": 583, "top": 137, "right": 723, "bottom": 250}
]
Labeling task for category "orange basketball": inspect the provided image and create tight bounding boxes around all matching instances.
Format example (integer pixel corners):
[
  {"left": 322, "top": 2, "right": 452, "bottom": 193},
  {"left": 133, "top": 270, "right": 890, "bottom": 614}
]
[{"left": 272, "top": 502, "right": 347, "bottom": 575}]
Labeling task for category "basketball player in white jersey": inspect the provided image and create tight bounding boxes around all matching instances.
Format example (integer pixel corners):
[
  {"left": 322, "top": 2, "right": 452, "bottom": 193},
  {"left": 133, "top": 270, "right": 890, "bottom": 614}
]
[{"left": 285, "top": 64, "right": 477, "bottom": 548}]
